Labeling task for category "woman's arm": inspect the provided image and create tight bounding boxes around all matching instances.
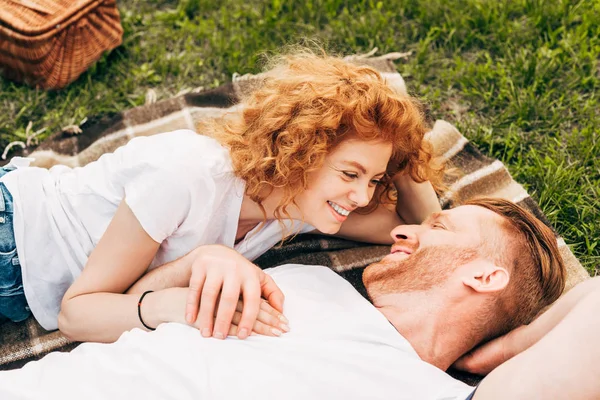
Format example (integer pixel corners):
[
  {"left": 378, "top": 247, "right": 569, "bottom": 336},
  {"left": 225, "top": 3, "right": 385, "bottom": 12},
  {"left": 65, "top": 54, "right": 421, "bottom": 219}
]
[
  {"left": 392, "top": 174, "right": 441, "bottom": 225},
  {"left": 59, "top": 200, "right": 168, "bottom": 342},
  {"left": 332, "top": 175, "right": 440, "bottom": 244},
  {"left": 330, "top": 204, "right": 402, "bottom": 244},
  {"left": 60, "top": 200, "right": 287, "bottom": 343},
  {"left": 128, "top": 244, "right": 287, "bottom": 340}
]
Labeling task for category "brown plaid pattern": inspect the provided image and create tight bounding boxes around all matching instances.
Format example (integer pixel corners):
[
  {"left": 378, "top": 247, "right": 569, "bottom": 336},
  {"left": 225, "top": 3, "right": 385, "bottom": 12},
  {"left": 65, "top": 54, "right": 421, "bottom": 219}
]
[{"left": 0, "top": 53, "right": 588, "bottom": 373}]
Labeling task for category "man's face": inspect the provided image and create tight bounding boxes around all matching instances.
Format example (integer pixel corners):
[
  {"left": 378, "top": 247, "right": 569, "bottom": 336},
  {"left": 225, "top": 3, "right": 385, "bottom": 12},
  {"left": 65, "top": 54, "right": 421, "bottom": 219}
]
[{"left": 363, "top": 205, "right": 503, "bottom": 293}]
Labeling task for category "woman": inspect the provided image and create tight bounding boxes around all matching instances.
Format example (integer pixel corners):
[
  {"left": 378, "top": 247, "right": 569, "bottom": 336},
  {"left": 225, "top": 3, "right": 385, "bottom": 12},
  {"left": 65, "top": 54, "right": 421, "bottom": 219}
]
[{"left": 0, "top": 50, "right": 441, "bottom": 343}]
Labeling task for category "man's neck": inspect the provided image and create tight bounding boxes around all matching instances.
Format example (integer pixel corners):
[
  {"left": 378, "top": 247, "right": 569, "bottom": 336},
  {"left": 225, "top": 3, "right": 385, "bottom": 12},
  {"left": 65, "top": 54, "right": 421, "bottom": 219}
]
[{"left": 372, "top": 292, "right": 483, "bottom": 371}]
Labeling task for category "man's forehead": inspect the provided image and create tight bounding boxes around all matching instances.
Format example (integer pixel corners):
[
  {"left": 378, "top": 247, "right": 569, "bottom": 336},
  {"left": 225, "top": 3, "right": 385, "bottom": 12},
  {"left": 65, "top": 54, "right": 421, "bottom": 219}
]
[{"left": 440, "top": 205, "right": 502, "bottom": 231}]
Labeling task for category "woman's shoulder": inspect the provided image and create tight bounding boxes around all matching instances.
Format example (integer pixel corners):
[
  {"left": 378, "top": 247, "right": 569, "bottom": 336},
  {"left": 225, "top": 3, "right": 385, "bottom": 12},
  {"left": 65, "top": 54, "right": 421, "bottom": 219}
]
[{"left": 120, "top": 130, "right": 232, "bottom": 173}]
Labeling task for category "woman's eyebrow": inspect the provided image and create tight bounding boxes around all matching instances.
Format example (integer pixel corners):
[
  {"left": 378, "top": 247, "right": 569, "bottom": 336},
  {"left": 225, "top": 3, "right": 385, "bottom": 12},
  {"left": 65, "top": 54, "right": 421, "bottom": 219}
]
[{"left": 340, "top": 160, "right": 386, "bottom": 176}]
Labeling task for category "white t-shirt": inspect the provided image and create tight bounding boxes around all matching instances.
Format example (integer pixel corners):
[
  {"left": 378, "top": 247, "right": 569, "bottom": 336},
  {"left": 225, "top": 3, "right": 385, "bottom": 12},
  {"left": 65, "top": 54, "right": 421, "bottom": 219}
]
[
  {"left": 1, "top": 130, "right": 313, "bottom": 330},
  {"left": 0, "top": 265, "right": 474, "bottom": 400}
]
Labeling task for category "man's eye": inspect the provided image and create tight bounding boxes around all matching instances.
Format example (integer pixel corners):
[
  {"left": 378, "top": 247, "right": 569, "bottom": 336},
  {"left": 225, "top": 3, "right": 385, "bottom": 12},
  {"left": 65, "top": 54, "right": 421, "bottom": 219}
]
[
  {"left": 432, "top": 223, "right": 446, "bottom": 229},
  {"left": 343, "top": 172, "right": 358, "bottom": 179}
]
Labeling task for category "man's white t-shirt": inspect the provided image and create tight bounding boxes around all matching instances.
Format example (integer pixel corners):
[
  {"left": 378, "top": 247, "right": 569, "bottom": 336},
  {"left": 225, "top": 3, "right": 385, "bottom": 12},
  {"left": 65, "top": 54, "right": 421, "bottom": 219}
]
[
  {"left": 0, "top": 265, "right": 474, "bottom": 400},
  {"left": 1, "top": 130, "right": 313, "bottom": 330}
]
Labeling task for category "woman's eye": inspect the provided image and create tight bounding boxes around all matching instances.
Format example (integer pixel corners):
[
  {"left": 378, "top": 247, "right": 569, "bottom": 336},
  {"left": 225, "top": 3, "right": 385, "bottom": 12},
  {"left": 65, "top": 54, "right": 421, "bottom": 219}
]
[
  {"left": 370, "top": 179, "right": 382, "bottom": 186},
  {"left": 343, "top": 171, "right": 358, "bottom": 179}
]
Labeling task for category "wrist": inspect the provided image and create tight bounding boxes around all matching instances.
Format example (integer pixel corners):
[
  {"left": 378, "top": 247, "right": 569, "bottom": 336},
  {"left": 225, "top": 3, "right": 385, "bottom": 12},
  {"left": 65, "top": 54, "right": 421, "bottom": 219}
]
[
  {"left": 141, "top": 288, "right": 188, "bottom": 328},
  {"left": 138, "top": 291, "right": 162, "bottom": 330}
]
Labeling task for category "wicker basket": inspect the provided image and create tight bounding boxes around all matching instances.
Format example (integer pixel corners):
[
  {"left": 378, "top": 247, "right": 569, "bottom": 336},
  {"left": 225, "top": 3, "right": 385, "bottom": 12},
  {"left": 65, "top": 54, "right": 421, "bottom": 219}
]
[{"left": 0, "top": 0, "right": 123, "bottom": 89}]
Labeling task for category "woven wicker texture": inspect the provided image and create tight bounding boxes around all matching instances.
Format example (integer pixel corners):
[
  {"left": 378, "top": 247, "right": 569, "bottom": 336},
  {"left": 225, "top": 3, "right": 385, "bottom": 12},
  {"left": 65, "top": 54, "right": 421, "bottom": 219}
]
[{"left": 0, "top": 0, "right": 123, "bottom": 89}]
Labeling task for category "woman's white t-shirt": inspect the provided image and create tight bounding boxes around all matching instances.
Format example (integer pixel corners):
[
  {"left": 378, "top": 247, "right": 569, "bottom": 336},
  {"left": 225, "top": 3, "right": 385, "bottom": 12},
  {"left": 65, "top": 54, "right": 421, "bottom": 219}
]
[{"left": 1, "top": 130, "right": 313, "bottom": 330}]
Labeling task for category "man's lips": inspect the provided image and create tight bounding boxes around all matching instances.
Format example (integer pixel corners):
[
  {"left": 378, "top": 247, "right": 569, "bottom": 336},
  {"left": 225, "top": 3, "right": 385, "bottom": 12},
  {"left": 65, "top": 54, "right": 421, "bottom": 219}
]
[
  {"left": 391, "top": 245, "right": 413, "bottom": 255},
  {"left": 382, "top": 245, "right": 414, "bottom": 262}
]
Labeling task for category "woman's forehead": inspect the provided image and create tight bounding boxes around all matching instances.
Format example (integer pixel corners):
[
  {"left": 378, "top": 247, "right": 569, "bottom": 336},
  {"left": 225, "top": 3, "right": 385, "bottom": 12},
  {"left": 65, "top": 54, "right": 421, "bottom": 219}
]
[{"left": 329, "top": 139, "right": 392, "bottom": 165}]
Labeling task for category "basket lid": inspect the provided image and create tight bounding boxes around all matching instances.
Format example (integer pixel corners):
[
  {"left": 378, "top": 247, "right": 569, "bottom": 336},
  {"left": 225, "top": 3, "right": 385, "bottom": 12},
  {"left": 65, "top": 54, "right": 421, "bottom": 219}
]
[{"left": 0, "top": 0, "right": 104, "bottom": 36}]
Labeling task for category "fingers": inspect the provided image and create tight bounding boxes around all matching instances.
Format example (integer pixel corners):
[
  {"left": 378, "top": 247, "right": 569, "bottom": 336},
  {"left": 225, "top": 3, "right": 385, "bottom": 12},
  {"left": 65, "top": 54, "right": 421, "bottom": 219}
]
[
  {"left": 212, "top": 278, "right": 241, "bottom": 340},
  {"left": 260, "top": 273, "right": 285, "bottom": 313},
  {"left": 257, "top": 302, "right": 289, "bottom": 334},
  {"left": 185, "top": 246, "right": 289, "bottom": 340},
  {"left": 260, "top": 299, "right": 289, "bottom": 326},
  {"left": 452, "top": 353, "right": 475, "bottom": 372},
  {"left": 451, "top": 336, "right": 509, "bottom": 375},
  {"left": 236, "top": 277, "right": 261, "bottom": 339},
  {"left": 185, "top": 268, "right": 206, "bottom": 324},
  {"left": 230, "top": 309, "right": 288, "bottom": 337},
  {"left": 196, "top": 273, "right": 223, "bottom": 337}
]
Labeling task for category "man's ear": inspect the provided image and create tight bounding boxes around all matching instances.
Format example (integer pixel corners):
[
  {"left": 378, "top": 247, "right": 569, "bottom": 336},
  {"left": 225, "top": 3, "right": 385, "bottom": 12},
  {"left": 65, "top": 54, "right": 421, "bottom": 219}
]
[{"left": 461, "top": 260, "right": 509, "bottom": 293}]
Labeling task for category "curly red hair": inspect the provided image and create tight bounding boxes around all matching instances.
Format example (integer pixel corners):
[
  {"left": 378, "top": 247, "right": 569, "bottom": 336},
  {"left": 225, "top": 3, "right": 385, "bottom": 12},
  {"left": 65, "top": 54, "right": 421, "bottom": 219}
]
[{"left": 211, "top": 50, "right": 441, "bottom": 224}]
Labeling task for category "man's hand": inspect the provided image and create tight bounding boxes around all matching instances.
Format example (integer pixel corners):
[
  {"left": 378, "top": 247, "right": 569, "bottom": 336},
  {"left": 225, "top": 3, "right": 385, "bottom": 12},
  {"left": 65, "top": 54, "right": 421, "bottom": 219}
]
[
  {"left": 183, "top": 245, "right": 286, "bottom": 340},
  {"left": 228, "top": 299, "right": 290, "bottom": 337},
  {"left": 453, "top": 325, "right": 527, "bottom": 375}
]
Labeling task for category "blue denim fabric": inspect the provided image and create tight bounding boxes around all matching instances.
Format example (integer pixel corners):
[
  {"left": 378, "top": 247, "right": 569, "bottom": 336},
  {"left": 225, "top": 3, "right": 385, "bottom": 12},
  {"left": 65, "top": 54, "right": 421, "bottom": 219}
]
[{"left": 0, "top": 166, "right": 30, "bottom": 323}]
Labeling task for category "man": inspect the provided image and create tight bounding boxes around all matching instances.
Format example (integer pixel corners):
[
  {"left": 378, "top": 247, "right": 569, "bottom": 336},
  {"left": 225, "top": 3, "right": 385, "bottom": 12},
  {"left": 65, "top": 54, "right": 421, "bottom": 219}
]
[{"left": 0, "top": 198, "right": 597, "bottom": 399}]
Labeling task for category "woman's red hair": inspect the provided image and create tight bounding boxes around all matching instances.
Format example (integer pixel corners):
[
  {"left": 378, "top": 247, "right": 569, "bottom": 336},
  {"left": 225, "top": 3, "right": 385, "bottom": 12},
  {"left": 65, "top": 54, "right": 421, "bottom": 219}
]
[{"left": 210, "top": 50, "right": 441, "bottom": 227}]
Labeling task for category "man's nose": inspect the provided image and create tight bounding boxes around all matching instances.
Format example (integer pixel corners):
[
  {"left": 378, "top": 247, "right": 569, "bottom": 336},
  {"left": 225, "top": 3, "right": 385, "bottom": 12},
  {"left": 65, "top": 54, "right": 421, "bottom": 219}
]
[{"left": 389, "top": 224, "right": 419, "bottom": 246}]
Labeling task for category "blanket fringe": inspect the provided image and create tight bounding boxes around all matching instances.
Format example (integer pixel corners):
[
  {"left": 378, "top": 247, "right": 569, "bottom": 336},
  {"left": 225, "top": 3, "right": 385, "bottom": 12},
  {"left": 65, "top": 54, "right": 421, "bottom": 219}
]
[
  {"left": 1, "top": 141, "right": 26, "bottom": 160},
  {"left": 343, "top": 48, "right": 412, "bottom": 61}
]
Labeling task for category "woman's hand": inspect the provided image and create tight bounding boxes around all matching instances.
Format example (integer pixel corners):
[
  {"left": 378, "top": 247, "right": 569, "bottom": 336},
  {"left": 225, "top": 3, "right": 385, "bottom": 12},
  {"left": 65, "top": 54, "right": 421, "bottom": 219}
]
[{"left": 184, "top": 245, "right": 286, "bottom": 340}]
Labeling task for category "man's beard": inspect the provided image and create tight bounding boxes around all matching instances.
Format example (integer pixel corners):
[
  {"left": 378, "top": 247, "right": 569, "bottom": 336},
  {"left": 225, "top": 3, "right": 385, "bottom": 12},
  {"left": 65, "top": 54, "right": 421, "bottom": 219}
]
[{"left": 363, "top": 244, "right": 478, "bottom": 296}]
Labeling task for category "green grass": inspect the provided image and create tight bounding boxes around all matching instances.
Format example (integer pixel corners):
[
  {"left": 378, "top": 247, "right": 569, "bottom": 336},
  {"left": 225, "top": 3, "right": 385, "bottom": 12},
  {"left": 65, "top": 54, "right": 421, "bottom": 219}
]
[{"left": 0, "top": 0, "right": 598, "bottom": 273}]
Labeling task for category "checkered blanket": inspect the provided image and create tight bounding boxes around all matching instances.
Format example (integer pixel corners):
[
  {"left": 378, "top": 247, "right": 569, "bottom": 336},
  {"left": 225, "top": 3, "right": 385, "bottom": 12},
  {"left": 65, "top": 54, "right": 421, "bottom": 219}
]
[{"left": 0, "top": 53, "right": 589, "bottom": 376}]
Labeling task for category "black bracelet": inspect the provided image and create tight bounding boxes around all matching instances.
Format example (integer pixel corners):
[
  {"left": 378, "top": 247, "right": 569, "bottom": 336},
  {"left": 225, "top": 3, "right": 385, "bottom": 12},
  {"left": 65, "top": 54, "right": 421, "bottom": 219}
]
[{"left": 137, "top": 290, "right": 156, "bottom": 331}]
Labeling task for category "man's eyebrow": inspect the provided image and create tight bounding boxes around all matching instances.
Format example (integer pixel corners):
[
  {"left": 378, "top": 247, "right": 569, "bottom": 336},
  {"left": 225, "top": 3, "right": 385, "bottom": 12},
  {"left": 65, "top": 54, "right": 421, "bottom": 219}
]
[
  {"left": 341, "top": 161, "right": 386, "bottom": 176},
  {"left": 437, "top": 213, "right": 456, "bottom": 230},
  {"left": 426, "top": 212, "right": 456, "bottom": 230}
]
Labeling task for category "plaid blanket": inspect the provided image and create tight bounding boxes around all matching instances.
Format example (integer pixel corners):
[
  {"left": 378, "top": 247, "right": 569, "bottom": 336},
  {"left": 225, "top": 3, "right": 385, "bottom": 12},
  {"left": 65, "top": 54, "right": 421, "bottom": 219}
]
[{"left": 0, "top": 53, "right": 589, "bottom": 379}]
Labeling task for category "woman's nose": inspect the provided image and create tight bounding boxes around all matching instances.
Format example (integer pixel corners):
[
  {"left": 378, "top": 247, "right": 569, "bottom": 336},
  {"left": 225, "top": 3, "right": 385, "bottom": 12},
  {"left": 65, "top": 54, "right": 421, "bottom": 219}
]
[{"left": 348, "top": 183, "right": 371, "bottom": 208}]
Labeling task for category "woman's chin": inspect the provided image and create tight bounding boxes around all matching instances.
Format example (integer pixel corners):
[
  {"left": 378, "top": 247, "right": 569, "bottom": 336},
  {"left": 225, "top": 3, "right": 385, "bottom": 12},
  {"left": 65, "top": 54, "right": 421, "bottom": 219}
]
[{"left": 314, "top": 223, "right": 342, "bottom": 235}]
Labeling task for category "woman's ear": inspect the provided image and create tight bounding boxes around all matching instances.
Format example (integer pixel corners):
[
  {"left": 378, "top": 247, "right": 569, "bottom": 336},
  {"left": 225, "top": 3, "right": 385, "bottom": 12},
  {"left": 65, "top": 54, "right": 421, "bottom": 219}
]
[{"left": 461, "top": 260, "right": 509, "bottom": 293}]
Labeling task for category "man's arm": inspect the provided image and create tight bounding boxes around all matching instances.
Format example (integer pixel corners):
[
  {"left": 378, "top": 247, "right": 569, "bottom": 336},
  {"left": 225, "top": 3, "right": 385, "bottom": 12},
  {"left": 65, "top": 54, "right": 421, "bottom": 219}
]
[
  {"left": 127, "top": 245, "right": 289, "bottom": 340},
  {"left": 455, "top": 276, "right": 600, "bottom": 375},
  {"left": 473, "top": 278, "right": 600, "bottom": 399},
  {"left": 126, "top": 253, "right": 192, "bottom": 294}
]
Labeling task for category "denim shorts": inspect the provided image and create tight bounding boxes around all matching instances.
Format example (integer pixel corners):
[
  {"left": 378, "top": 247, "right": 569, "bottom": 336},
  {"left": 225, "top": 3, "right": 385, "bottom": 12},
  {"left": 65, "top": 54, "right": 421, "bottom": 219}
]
[{"left": 0, "top": 166, "right": 30, "bottom": 323}]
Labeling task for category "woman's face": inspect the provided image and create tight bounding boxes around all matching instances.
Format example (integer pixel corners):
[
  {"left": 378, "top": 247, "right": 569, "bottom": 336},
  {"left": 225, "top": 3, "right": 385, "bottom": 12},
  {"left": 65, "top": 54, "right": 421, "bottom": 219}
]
[{"left": 294, "top": 139, "right": 393, "bottom": 234}]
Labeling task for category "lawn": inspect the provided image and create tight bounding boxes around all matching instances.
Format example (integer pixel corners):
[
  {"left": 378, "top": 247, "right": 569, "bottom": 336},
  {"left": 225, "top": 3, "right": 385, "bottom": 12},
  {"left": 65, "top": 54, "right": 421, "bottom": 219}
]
[{"left": 0, "top": 0, "right": 598, "bottom": 272}]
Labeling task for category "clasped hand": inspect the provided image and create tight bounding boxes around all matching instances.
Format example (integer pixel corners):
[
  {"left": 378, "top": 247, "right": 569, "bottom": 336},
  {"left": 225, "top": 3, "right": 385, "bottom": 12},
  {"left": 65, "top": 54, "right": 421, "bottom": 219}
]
[{"left": 183, "top": 245, "right": 289, "bottom": 340}]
